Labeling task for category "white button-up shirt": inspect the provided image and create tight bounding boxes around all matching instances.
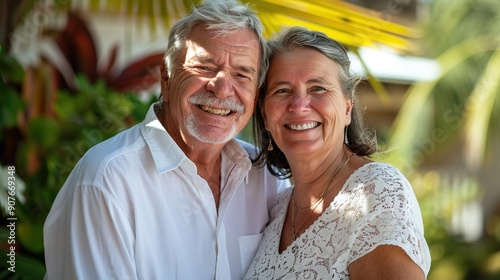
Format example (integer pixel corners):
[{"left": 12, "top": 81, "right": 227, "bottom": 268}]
[{"left": 43, "top": 103, "right": 288, "bottom": 280}]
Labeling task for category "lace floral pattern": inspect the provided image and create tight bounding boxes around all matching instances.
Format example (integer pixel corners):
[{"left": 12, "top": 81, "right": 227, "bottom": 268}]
[{"left": 244, "top": 163, "right": 431, "bottom": 279}]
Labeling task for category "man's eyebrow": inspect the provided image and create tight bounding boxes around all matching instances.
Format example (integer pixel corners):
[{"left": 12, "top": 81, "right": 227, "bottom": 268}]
[
  {"left": 192, "top": 54, "right": 257, "bottom": 76},
  {"left": 239, "top": 65, "right": 257, "bottom": 75},
  {"left": 189, "top": 53, "right": 213, "bottom": 64}
]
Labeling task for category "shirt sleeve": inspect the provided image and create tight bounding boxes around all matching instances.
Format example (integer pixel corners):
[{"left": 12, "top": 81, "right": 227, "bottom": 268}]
[{"left": 44, "top": 182, "right": 137, "bottom": 280}]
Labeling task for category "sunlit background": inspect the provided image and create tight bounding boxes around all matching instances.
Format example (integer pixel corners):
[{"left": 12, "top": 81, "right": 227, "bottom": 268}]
[{"left": 1, "top": 0, "right": 499, "bottom": 279}]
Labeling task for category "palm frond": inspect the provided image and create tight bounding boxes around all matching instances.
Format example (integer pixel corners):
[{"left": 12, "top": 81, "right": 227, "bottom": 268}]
[
  {"left": 463, "top": 47, "right": 500, "bottom": 170},
  {"left": 252, "top": 0, "right": 417, "bottom": 52},
  {"left": 386, "top": 35, "right": 500, "bottom": 171}
]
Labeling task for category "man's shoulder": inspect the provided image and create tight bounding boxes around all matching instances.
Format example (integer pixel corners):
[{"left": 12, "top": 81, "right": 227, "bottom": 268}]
[
  {"left": 235, "top": 138, "right": 259, "bottom": 158},
  {"left": 76, "top": 124, "right": 145, "bottom": 175}
]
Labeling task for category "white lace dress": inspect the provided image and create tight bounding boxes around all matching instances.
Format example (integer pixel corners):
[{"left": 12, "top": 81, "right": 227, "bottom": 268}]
[{"left": 244, "top": 162, "right": 431, "bottom": 279}]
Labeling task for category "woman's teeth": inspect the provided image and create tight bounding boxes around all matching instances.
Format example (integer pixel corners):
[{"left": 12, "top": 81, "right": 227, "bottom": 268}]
[{"left": 286, "top": 122, "right": 319, "bottom": 131}]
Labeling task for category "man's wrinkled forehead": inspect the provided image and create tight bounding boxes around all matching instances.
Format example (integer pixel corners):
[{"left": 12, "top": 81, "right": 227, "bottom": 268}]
[{"left": 183, "top": 26, "right": 259, "bottom": 72}]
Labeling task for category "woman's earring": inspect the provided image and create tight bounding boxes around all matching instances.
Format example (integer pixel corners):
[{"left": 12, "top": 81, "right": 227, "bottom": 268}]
[
  {"left": 267, "top": 139, "right": 273, "bottom": 151},
  {"left": 344, "top": 127, "right": 349, "bottom": 144}
]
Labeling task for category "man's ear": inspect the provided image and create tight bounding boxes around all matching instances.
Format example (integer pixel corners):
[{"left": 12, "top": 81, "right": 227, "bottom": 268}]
[
  {"left": 260, "top": 102, "right": 269, "bottom": 130},
  {"left": 345, "top": 98, "right": 353, "bottom": 126},
  {"left": 160, "top": 62, "right": 169, "bottom": 102},
  {"left": 253, "top": 89, "right": 260, "bottom": 113}
]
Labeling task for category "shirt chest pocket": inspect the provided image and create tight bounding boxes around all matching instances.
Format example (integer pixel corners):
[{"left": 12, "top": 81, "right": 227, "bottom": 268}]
[{"left": 239, "top": 233, "right": 264, "bottom": 273}]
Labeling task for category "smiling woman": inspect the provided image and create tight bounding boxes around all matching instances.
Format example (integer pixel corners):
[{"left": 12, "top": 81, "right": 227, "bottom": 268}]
[
  {"left": 263, "top": 47, "right": 350, "bottom": 158},
  {"left": 247, "top": 26, "right": 431, "bottom": 280}
]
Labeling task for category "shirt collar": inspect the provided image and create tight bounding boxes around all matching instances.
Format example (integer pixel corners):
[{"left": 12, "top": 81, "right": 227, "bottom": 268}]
[{"left": 140, "top": 102, "right": 251, "bottom": 174}]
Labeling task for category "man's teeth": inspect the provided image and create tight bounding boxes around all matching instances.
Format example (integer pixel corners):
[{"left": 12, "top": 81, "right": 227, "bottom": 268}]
[
  {"left": 287, "top": 122, "right": 319, "bottom": 131},
  {"left": 200, "top": 105, "right": 231, "bottom": 116}
]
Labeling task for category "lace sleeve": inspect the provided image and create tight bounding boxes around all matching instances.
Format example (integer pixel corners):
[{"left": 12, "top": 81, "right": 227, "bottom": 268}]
[
  {"left": 347, "top": 163, "right": 431, "bottom": 274},
  {"left": 350, "top": 208, "right": 430, "bottom": 272}
]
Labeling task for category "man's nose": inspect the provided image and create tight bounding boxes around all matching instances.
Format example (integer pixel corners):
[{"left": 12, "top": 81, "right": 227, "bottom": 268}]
[{"left": 206, "top": 70, "right": 234, "bottom": 98}]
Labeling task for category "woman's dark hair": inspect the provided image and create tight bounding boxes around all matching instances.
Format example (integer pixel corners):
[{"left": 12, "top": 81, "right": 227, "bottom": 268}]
[{"left": 252, "top": 26, "right": 378, "bottom": 179}]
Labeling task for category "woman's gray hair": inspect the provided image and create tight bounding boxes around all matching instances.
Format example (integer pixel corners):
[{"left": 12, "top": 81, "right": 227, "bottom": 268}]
[
  {"left": 162, "top": 0, "right": 268, "bottom": 88},
  {"left": 252, "top": 26, "right": 378, "bottom": 179},
  {"left": 267, "top": 26, "right": 358, "bottom": 100}
]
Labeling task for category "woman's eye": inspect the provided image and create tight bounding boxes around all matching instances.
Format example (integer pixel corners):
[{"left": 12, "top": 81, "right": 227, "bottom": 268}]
[
  {"left": 274, "top": 88, "right": 291, "bottom": 94},
  {"left": 310, "top": 86, "right": 326, "bottom": 92}
]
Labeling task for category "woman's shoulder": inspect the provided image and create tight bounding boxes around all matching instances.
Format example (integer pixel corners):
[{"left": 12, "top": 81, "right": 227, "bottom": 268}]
[
  {"left": 350, "top": 162, "right": 409, "bottom": 186},
  {"left": 344, "top": 162, "right": 417, "bottom": 210}
]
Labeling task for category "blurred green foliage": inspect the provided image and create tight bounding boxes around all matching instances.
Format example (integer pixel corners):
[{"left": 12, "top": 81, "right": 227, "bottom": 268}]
[
  {"left": 0, "top": 48, "right": 24, "bottom": 139},
  {"left": 382, "top": 0, "right": 500, "bottom": 278},
  {"left": 410, "top": 171, "right": 500, "bottom": 279}
]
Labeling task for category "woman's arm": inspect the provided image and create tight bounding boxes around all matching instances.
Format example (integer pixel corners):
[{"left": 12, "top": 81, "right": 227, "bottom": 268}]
[{"left": 349, "top": 245, "right": 425, "bottom": 280}]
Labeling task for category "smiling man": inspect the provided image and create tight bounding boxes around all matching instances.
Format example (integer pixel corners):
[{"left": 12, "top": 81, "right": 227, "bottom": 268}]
[{"left": 43, "top": 1, "right": 288, "bottom": 279}]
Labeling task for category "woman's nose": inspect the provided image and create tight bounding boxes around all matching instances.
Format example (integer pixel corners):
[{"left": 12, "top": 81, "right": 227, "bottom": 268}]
[{"left": 289, "top": 92, "right": 310, "bottom": 113}]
